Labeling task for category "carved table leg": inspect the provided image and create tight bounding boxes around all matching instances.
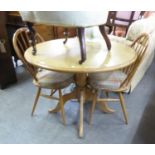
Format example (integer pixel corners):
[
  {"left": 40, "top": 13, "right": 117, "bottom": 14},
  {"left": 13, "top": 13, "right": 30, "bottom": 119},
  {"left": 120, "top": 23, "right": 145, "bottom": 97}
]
[
  {"left": 26, "top": 22, "right": 37, "bottom": 55},
  {"left": 99, "top": 25, "right": 111, "bottom": 51},
  {"left": 77, "top": 27, "right": 86, "bottom": 64},
  {"left": 63, "top": 28, "right": 68, "bottom": 44}
]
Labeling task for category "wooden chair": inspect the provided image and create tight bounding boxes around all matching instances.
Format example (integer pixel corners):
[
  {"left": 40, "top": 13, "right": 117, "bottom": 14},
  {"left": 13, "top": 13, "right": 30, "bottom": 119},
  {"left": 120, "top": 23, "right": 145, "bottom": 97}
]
[
  {"left": 88, "top": 33, "right": 149, "bottom": 125},
  {"left": 13, "top": 27, "right": 74, "bottom": 125},
  {"left": 106, "top": 11, "right": 145, "bottom": 36}
]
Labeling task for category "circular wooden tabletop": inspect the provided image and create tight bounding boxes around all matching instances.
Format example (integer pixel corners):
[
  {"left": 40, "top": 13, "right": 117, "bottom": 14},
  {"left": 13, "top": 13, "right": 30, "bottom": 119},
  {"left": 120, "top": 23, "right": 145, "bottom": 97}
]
[{"left": 25, "top": 37, "right": 137, "bottom": 73}]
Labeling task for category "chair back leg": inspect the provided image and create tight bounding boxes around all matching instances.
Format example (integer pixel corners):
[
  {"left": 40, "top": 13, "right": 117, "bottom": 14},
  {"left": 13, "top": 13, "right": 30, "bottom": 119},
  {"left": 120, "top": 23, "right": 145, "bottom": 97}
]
[
  {"left": 31, "top": 87, "right": 41, "bottom": 116},
  {"left": 118, "top": 92, "right": 128, "bottom": 124},
  {"left": 89, "top": 90, "right": 97, "bottom": 125},
  {"left": 58, "top": 89, "right": 66, "bottom": 125}
]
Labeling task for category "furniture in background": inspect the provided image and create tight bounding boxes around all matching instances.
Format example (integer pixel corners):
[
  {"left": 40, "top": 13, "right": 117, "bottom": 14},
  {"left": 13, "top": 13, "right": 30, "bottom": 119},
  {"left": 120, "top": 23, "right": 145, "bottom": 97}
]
[
  {"left": 24, "top": 37, "right": 137, "bottom": 137},
  {"left": 87, "top": 14, "right": 155, "bottom": 92},
  {"left": 109, "top": 14, "right": 155, "bottom": 92},
  {"left": 6, "top": 11, "right": 25, "bottom": 66},
  {"left": 6, "top": 11, "right": 77, "bottom": 66},
  {"left": 106, "top": 11, "right": 145, "bottom": 37},
  {"left": 88, "top": 34, "right": 149, "bottom": 125},
  {"left": 0, "top": 11, "right": 17, "bottom": 89},
  {"left": 20, "top": 11, "right": 111, "bottom": 64},
  {"left": 13, "top": 27, "right": 74, "bottom": 124}
]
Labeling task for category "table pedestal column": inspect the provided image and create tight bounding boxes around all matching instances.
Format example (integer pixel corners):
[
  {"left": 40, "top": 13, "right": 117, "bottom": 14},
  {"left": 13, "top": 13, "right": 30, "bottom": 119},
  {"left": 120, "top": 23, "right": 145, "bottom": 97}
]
[{"left": 49, "top": 73, "right": 114, "bottom": 137}]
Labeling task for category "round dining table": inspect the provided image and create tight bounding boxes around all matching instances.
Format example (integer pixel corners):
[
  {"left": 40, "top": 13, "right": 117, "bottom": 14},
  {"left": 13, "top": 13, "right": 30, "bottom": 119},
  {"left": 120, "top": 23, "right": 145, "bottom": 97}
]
[{"left": 25, "top": 37, "right": 137, "bottom": 138}]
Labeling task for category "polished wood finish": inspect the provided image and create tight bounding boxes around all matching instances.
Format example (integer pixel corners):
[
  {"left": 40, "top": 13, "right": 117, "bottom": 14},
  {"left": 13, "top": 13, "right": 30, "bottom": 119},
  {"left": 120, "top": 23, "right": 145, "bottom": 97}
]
[
  {"left": 89, "top": 33, "right": 149, "bottom": 125},
  {"left": 33, "top": 24, "right": 55, "bottom": 41},
  {"left": 25, "top": 37, "right": 137, "bottom": 137},
  {"left": 25, "top": 38, "right": 137, "bottom": 73},
  {"left": 53, "top": 26, "right": 76, "bottom": 40},
  {"left": 34, "top": 25, "right": 76, "bottom": 41}
]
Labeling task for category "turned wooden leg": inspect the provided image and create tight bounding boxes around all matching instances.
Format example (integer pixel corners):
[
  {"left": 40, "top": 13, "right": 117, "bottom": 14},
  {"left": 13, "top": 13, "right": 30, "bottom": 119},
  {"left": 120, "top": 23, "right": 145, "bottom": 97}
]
[
  {"left": 89, "top": 90, "right": 97, "bottom": 125},
  {"left": 77, "top": 27, "right": 86, "bottom": 64},
  {"left": 99, "top": 25, "right": 111, "bottom": 51},
  {"left": 59, "top": 89, "right": 66, "bottom": 125},
  {"left": 79, "top": 90, "right": 85, "bottom": 138},
  {"left": 31, "top": 87, "right": 41, "bottom": 116},
  {"left": 26, "top": 22, "right": 37, "bottom": 55},
  {"left": 118, "top": 92, "right": 128, "bottom": 124}
]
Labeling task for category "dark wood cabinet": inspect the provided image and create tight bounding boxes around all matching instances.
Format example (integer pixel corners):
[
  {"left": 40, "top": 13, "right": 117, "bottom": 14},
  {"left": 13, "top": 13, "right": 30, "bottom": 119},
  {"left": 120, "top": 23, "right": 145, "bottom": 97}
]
[
  {"left": 0, "top": 11, "right": 76, "bottom": 89},
  {"left": 53, "top": 26, "right": 77, "bottom": 39},
  {"left": 0, "top": 11, "right": 17, "bottom": 89},
  {"left": 33, "top": 24, "right": 77, "bottom": 41},
  {"left": 6, "top": 12, "right": 25, "bottom": 66}
]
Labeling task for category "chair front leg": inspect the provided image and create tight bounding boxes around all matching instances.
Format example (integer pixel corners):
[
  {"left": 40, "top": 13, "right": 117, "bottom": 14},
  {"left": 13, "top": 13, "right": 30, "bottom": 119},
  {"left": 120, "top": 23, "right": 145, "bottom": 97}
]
[
  {"left": 79, "top": 90, "right": 85, "bottom": 138},
  {"left": 89, "top": 90, "right": 97, "bottom": 125},
  {"left": 118, "top": 92, "right": 128, "bottom": 124},
  {"left": 31, "top": 87, "right": 41, "bottom": 116},
  {"left": 58, "top": 89, "right": 66, "bottom": 125}
]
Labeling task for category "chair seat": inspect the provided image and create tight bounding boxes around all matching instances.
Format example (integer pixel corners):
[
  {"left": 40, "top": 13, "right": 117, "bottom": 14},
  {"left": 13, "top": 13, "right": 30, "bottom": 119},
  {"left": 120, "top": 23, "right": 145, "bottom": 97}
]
[
  {"left": 89, "top": 71, "right": 127, "bottom": 90},
  {"left": 33, "top": 70, "right": 74, "bottom": 89}
]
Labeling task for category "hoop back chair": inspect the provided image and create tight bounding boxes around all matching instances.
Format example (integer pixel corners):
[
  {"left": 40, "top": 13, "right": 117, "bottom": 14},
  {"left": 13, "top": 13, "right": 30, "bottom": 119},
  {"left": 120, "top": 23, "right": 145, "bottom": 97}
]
[
  {"left": 13, "top": 27, "right": 74, "bottom": 125},
  {"left": 88, "top": 33, "right": 149, "bottom": 125}
]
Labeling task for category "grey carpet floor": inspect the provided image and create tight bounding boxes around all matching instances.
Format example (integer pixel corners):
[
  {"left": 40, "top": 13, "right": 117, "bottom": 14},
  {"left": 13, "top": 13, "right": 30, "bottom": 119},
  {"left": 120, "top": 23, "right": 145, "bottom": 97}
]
[{"left": 1, "top": 59, "right": 155, "bottom": 144}]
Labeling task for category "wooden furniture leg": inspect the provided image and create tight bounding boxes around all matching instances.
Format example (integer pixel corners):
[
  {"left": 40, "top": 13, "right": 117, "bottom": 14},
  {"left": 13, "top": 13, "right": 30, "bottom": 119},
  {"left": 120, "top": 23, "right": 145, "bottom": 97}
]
[
  {"left": 49, "top": 73, "right": 115, "bottom": 138},
  {"left": 59, "top": 89, "right": 66, "bottom": 125},
  {"left": 118, "top": 92, "right": 128, "bottom": 124},
  {"left": 79, "top": 90, "right": 85, "bottom": 138},
  {"left": 89, "top": 90, "right": 97, "bottom": 125},
  {"left": 98, "top": 102, "right": 115, "bottom": 113},
  {"left": 99, "top": 25, "right": 111, "bottom": 51},
  {"left": 77, "top": 27, "right": 86, "bottom": 64},
  {"left": 48, "top": 88, "right": 78, "bottom": 113},
  {"left": 31, "top": 87, "right": 41, "bottom": 116},
  {"left": 26, "top": 22, "right": 37, "bottom": 55}
]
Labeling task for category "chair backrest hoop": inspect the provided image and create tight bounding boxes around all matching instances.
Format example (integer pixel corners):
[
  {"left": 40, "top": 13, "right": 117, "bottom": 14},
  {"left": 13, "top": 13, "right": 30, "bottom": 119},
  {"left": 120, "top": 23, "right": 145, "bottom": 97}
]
[
  {"left": 121, "top": 33, "right": 149, "bottom": 89},
  {"left": 13, "top": 27, "right": 44, "bottom": 81}
]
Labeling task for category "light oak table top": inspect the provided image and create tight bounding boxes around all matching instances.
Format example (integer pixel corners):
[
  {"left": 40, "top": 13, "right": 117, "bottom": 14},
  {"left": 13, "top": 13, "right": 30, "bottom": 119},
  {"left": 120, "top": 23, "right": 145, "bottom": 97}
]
[{"left": 24, "top": 37, "right": 137, "bottom": 73}]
